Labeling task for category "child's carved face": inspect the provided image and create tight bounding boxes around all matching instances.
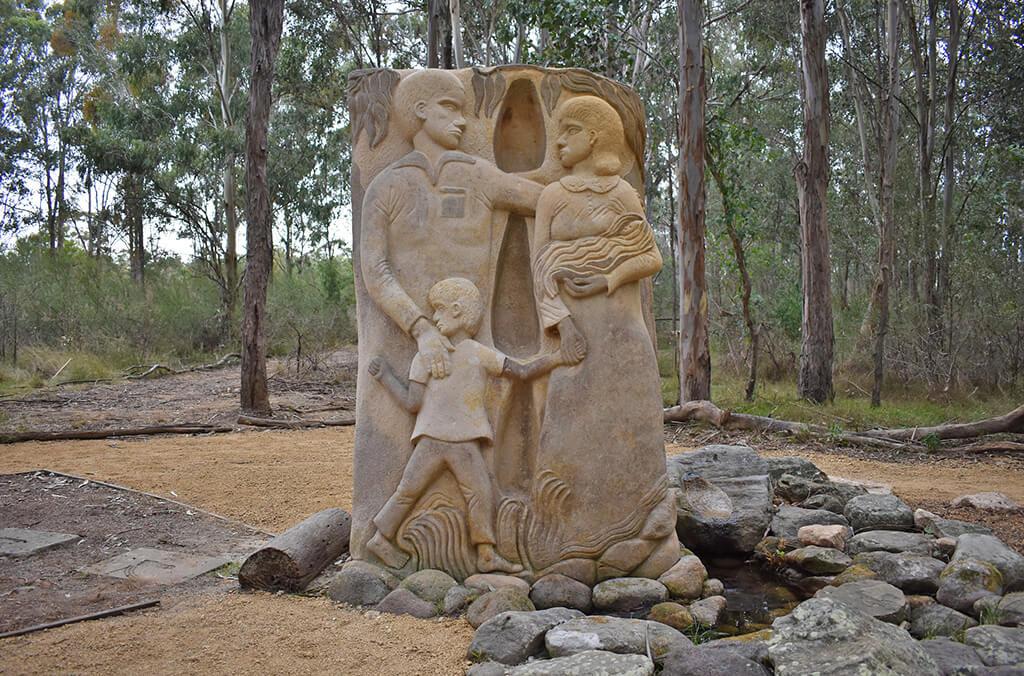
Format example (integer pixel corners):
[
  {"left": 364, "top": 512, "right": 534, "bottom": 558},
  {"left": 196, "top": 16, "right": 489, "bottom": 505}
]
[{"left": 431, "top": 299, "right": 464, "bottom": 338}]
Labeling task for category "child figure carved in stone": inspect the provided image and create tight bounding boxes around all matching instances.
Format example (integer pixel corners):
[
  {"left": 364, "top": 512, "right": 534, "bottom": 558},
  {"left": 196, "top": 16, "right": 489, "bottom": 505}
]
[{"left": 366, "top": 277, "right": 581, "bottom": 574}]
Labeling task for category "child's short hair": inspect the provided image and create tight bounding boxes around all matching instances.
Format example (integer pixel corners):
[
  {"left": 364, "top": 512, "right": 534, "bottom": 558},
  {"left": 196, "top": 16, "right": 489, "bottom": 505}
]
[{"left": 428, "top": 277, "right": 484, "bottom": 333}]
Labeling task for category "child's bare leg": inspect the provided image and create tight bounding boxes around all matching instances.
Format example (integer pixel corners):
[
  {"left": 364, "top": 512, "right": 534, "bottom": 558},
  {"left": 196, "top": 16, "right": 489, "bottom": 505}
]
[
  {"left": 367, "top": 530, "right": 410, "bottom": 568},
  {"left": 477, "top": 543, "right": 523, "bottom": 574}
]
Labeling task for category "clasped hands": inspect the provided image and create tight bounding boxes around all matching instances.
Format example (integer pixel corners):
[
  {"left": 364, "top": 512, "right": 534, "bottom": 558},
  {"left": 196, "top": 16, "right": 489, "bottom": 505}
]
[{"left": 552, "top": 270, "right": 608, "bottom": 298}]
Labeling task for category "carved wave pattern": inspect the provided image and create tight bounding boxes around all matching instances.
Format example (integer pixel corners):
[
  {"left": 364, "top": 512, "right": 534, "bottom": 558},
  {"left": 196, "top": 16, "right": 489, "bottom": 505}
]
[
  {"left": 525, "top": 471, "right": 668, "bottom": 569},
  {"left": 400, "top": 493, "right": 477, "bottom": 581},
  {"left": 348, "top": 68, "right": 401, "bottom": 149}
]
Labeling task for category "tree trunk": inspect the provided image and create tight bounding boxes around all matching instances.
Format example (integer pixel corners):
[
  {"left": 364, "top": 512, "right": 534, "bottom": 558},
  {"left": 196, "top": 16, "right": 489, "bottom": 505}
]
[
  {"left": 795, "top": 0, "right": 834, "bottom": 403},
  {"left": 427, "top": 0, "right": 440, "bottom": 67},
  {"left": 238, "top": 508, "right": 351, "bottom": 591},
  {"left": 241, "top": 0, "right": 284, "bottom": 416},
  {"left": 449, "top": 0, "right": 464, "bottom": 68},
  {"left": 936, "top": 0, "right": 960, "bottom": 354},
  {"left": 220, "top": 0, "right": 239, "bottom": 343},
  {"left": 870, "top": 0, "right": 902, "bottom": 407},
  {"left": 125, "top": 174, "right": 145, "bottom": 285},
  {"left": 707, "top": 151, "right": 758, "bottom": 401},
  {"left": 676, "top": 0, "right": 712, "bottom": 402}
]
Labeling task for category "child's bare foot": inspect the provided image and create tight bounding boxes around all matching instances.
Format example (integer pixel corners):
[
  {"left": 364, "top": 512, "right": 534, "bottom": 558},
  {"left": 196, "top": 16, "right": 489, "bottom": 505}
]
[
  {"left": 367, "top": 531, "right": 409, "bottom": 568},
  {"left": 477, "top": 544, "right": 523, "bottom": 574}
]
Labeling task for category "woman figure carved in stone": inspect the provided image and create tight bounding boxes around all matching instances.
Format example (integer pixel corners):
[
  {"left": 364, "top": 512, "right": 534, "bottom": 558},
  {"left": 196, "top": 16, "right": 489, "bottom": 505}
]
[{"left": 525, "top": 95, "right": 680, "bottom": 584}]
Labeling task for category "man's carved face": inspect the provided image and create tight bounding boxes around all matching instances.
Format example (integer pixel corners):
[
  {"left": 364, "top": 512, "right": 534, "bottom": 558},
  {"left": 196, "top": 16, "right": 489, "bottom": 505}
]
[
  {"left": 556, "top": 117, "right": 595, "bottom": 168},
  {"left": 417, "top": 87, "right": 467, "bottom": 150}
]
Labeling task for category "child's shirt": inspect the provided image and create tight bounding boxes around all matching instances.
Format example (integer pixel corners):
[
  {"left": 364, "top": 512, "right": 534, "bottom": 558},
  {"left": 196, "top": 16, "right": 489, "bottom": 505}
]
[{"left": 409, "top": 339, "right": 507, "bottom": 443}]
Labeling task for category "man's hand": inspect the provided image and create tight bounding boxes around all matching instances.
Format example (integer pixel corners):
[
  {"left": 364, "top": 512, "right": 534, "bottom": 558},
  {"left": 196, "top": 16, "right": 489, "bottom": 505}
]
[
  {"left": 412, "top": 317, "right": 454, "bottom": 379},
  {"left": 368, "top": 356, "right": 384, "bottom": 379},
  {"left": 563, "top": 275, "right": 608, "bottom": 298},
  {"left": 557, "top": 317, "right": 587, "bottom": 365}
]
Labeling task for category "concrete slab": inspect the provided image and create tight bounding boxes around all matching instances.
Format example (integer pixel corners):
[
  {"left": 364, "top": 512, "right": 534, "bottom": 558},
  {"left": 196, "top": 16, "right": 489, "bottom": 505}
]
[
  {"left": 80, "top": 547, "right": 231, "bottom": 585},
  {"left": 0, "top": 528, "right": 78, "bottom": 557}
]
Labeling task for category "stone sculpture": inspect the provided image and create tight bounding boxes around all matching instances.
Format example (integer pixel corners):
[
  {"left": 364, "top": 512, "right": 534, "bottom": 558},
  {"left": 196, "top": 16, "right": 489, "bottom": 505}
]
[{"left": 349, "top": 65, "right": 678, "bottom": 583}]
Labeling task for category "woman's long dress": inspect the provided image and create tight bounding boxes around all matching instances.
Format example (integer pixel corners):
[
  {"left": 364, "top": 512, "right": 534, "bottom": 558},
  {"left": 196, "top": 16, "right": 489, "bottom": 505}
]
[{"left": 526, "top": 175, "right": 677, "bottom": 580}]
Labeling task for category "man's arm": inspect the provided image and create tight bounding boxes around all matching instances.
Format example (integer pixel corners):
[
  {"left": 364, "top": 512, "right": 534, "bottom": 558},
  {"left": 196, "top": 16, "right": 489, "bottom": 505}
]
[
  {"left": 368, "top": 357, "right": 426, "bottom": 413},
  {"left": 361, "top": 180, "right": 452, "bottom": 378}
]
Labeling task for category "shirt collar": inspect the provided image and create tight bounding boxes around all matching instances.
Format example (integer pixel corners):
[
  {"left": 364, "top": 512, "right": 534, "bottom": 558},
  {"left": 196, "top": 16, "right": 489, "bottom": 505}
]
[
  {"left": 394, "top": 150, "right": 477, "bottom": 186},
  {"left": 559, "top": 175, "right": 621, "bottom": 194}
]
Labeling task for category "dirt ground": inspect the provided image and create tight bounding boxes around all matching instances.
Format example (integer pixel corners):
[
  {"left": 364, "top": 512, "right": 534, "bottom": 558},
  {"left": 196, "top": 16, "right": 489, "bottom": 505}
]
[{"left": 0, "top": 352, "right": 1022, "bottom": 674}]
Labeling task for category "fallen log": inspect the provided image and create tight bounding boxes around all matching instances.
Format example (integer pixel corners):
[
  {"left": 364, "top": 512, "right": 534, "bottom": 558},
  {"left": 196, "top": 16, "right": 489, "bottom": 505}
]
[
  {"left": 664, "top": 400, "right": 1024, "bottom": 450},
  {"left": 237, "top": 415, "right": 354, "bottom": 429},
  {"left": 0, "top": 424, "right": 233, "bottom": 444},
  {"left": 239, "top": 508, "right": 351, "bottom": 592},
  {"left": 663, "top": 400, "right": 909, "bottom": 449},
  {"left": 0, "top": 599, "right": 160, "bottom": 639},
  {"left": 860, "top": 403, "right": 1024, "bottom": 441}
]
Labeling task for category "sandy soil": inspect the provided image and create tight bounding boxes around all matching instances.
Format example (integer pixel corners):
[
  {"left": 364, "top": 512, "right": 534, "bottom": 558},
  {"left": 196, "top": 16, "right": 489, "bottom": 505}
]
[{"left": 1, "top": 426, "right": 1022, "bottom": 674}]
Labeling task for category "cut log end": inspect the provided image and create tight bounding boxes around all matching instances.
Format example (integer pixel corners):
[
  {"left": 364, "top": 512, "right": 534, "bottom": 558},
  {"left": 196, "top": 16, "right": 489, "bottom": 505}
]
[{"left": 238, "top": 507, "right": 351, "bottom": 592}]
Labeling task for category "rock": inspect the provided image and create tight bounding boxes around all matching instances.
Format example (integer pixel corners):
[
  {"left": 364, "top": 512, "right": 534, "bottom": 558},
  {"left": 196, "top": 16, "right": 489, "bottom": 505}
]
[
  {"left": 375, "top": 587, "right": 437, "bottom": 618},
  {"left": 800, "top": 494, "right": 846, "bottom": 514},
  {"left": 952, "top": 493, "right": 1020, "bottom": 512},
  {"left": 785, "top": 546, "right": 852, "bottom": 575},
  {"left": 510, "top": 650, "right": 654, "bottom": 676},
  {"left": 768, "top": 597, "right": 939, "bottom": 675},
  {"left": 878, "top": 552, "right": 947, "bottom": 594},
  {"left": 766, "top": 456, "right": 828, "bottom": 484},
  {"left": 658, "top": 555, "right": 708, "bottom": 600},
  {"left": 953, "top": 534, "right": 1024, "bottom": 591},
  {"left": 771, "top": 505, "right": 850, "bottom": 541},
  {"left": 697, "top": 637, "right": 770, "bottom": 666},
  {"left": 844, "top": 493, "right": 915, "bottom": 532},
  {"left": 815, "top": 579, "right": 910, "bottom": 623},
  {"left": 667, "top": 445, "right": 773, "bottom": 554},
  {"left": 468, "top": 608, "right": 585, "bottom": 665},
  {"left": 660, "top": 643, "right": 769, "bottom": 676},
  {"left": 848, "top": 530, "right": 935, "bottom": 555},
  {"left": 775, "top": 474, "right": 835, "bottom": 503},
  {"left": 974, "top": 594, "right": 1003, "bottom": 620},
  {"left": 689, "top": 595, "right": 728, "bottom": 626},
  {"left": 832, "top": 564, "right": 879, "bottom": 586},
  {"left": 950, "top": 664, "right": 1024, "bottom": 675},
  {"left": 592, "top": 577, "right": 669, "bottom": 612},
  {"left": 465, "top": 574, "right": 531, "bottom": 596},
  {"left": 964, "top": 626, "right": 1024, "bottom": 666},
  {"left": 919, "top": 637, "right": 985, "bottom": 675},
  {"left": 467, "top": 588, "right": 536, "bottom": 628},
  {"left": 399, "top": 568, "right": 458, "bottom": 603},
  {"left": 937, "top": 558, "right": 1005, "bottom": 614},
  {"left": 796, "top": 576, "right": 835, "bottom": 595},
  {"left": 443, "top": 584, "right": 481, "bottom": 615},
  {"left": 648, "top": 601, "right": 695, "bottom": 631},
  {"left": 908, "top": 594, "right": 937, "bottom": 610},
  {"left": 530, "top": 574, "right": 592, "bottom": 612},
  {"left": 702, "top": 578, "right": 725, "bottom": 598},
  {"left": 545, "top": 616, "right": 692, "bottom": 663},
  {"left": 936, "top": 537, "right": 958, "bottom": 560},
  {"left": 996, "top": 592, "right": 1024, "bottom": 626},
  {"left": 797, "top": 524, "right": 850, "bottom": 550},
  {"left": 854, "top": 550, "right": 897, "bottom": 572},
  {"left": 327, "top": 560, "right": 397, "bottom": 606},
  {"left": 910, "top": 603, "right": 979, "bottom": 639},
  {"left": 753, "top": 536, "right": 793, "bottom": 563},
  {"left": 466, "top": 662, "right": 508, "bottom": 676},
  {"left": 915, "top": 509, "right": 994, "bottom": 539}
]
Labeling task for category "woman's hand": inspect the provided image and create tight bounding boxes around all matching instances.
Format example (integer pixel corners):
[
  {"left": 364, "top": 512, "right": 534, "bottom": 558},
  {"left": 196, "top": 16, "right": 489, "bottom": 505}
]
[
  {"left": 563, "top": 275, "right": 608, "bottom": 298},
  {"left": 557, "top": 317, "right": 587, "bottom": 365}
]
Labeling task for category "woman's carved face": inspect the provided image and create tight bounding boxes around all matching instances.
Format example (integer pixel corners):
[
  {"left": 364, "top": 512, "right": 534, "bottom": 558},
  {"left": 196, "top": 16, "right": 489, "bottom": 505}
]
[{"left": 556, "top": 116, "right": 594, "bottom": 168}]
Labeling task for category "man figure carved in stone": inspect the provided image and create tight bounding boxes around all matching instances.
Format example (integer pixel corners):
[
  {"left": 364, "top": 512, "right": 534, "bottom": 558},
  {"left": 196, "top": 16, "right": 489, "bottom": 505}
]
[
  {"left": 360, "top": 69, "right": 582, "bottom": 381},
  {"left": 366, "top": 278, "right": 576, "bottom": 573}
]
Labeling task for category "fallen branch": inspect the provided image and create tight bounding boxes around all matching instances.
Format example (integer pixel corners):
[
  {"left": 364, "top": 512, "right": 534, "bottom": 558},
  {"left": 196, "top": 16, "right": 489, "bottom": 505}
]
[
  {"left": 0, "top": 424, "right": 233, "bottom": 444},
  {"left": 860, "top": 403, "right": 1024, "bottom": 441},
  {"left": 0, "top": 599, "right": 160, "bottom": 639},
  {"left": 664, "top": 400, "right": 910, "bottom": 449},
  {"left": 237, "top": 415, "right": 354, "bottom": 429},
  {"left": 664, "top": 400, "right": 1024, "bottom": 451},
  {"left": 124, "top": 353, "right": 241, "bottom": 380}
]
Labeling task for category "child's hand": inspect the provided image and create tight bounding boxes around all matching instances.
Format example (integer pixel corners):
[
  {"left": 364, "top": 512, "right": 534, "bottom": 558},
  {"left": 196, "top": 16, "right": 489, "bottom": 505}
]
[{"left": 368, "top": 356, "right": 384, "bottom": 379}]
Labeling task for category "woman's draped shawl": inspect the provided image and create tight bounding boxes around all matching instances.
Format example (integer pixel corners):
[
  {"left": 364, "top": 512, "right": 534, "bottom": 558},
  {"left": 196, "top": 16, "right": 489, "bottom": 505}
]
[{"left": 532, "top": 212, "right": 657, "bottom": 329}]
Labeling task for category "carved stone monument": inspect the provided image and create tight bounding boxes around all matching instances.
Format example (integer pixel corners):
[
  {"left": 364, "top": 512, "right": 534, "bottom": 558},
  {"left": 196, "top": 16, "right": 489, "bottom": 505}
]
[{"left": 349, "top": 66, "right": 679, "bottom": 585}]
